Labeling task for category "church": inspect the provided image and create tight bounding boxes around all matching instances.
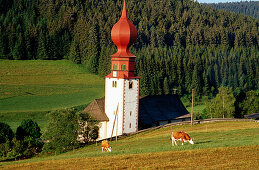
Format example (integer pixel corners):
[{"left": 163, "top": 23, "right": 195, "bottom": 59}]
[{"left": 83, "top": 1, "right": 190, "bottom": 141}]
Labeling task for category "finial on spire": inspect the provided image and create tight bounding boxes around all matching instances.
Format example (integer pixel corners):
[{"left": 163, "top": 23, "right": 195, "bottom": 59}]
[
  {"left": 121, "top": 1, "right": 128, "bottom": 18},
  {"left": 111, "top": 0, "right": 137, "bottom": 57}
]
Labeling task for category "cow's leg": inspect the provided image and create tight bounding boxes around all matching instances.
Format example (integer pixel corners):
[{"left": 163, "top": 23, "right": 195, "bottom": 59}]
[
  {"left": 181, "top": 139, "right": 184, "bottom": 145},
  {"left": 174, "top": 139, "right": 177, "bottom": 146},
  {"left": 172, "top": 138, "right": 174, "bottom": 146},
  {"left": 102, "top": 147, "right": 104, "bottom": 152}
]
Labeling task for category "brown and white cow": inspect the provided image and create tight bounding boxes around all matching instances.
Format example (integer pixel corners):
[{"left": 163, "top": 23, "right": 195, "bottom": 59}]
[
  {"left": 171, "top": 131, "right": 194, "bottom": 146},
  {"left": 101, "top": 140, "right": 111, "bottom": 152}
]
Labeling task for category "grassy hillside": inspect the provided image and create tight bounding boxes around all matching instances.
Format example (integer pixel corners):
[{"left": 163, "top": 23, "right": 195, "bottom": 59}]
[
  {"left": 1, "top": 121, "right": 259, "bottom": 168},
  {"left": 0, "top": 60, "right": 104, "bottom": 130},
  {"left": 0, "top": 60, "right": 104, "bottom": 112}
]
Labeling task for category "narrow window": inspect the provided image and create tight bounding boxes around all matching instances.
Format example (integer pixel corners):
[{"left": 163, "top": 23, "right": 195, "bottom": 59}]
[
  {"left": 115, "top": 81, "right": 117, "bottom": 88},
  {"left": 112, "top": 81, "right": 114, "bottom": 87},
  {"left": 129, "top": 81, "right": 133, "bottom": 89},
  {"left": 121, "top": 64, "right": 126, "bottom": 71},
  {"left": 129, "top": 123, "right": 131, "bottom": 128},
  {"left": 130, "top": 111, "right": 132, "bottom": 116},
  {"left": 113, "top": 64, "right": 117, "bottom": 70}
]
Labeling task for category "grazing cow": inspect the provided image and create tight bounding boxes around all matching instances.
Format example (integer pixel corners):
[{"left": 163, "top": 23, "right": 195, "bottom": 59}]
[
  {"left": 101, "top": 140, "right": 111, "bottom": 152},
  {"left": 171, "top": 131, "right": 194, "bottom": 146}
]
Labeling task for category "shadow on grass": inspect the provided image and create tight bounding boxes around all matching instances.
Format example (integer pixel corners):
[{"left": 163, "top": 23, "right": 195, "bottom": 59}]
[{"left": 194, "top": 140, "right": 212, "bottom": 145}]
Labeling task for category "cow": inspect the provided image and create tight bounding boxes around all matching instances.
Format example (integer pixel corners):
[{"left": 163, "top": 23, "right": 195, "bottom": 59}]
[
  {"left": 101, "top": 140, "right": 112, "bottom": 152},
  {"left": 171, "top": 131, "right": 194, "bottom": 146}
]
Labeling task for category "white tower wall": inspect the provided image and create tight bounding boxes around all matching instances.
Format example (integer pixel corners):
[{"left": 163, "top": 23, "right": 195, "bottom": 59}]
[
  {"left": 104, "top": 78, "right": 124, "bottom": 139},
  {"left": 97, "top": 77, "right": 139, "bottom": 140},
  {"left": 123, "top": 79, "right": 139, "bottom": 133}
]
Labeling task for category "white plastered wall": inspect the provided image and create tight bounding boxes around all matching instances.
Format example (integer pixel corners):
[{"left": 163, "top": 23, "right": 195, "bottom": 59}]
[
  {"left": 103, "top": 78, "right": 124, "bottom": 140},
  {"left": 97, "top": 121, "right": 107, "bottom": 141},
  {"left": 123, "top": 79, "right": 139, "bottom": 133},
  {"left": 97, "top": 78, "right": 139, "bottom": 140}
]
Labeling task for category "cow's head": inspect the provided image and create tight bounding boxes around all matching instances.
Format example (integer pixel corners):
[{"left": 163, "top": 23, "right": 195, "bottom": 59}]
[{"left": 189, "top": 139, "right": 194, "bottom": 145}]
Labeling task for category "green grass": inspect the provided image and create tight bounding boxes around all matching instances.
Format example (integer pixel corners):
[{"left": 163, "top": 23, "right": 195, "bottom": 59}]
[
  {"left": 0, "top": 111, "right": 49, "bottom": 132},
  {"left": 1, "top": 121, "right": 259, "bottom": 168},
  {"left": 0, "top": 60, "right": 105, "bottom": 131},
  {"left": 0, "top": 60, "right": 104, "bottom": 112},
  {"left": 186, "top": 104, "right": 206, "bottom": 114}
]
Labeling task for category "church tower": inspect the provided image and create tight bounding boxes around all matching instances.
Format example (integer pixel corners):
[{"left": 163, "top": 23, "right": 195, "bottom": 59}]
[{"left": 105, "top": 1, "right": 139, "bottom": 138}]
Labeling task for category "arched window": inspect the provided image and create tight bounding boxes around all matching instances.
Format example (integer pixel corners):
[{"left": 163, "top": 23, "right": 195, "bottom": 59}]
[
  {"left": 112, "top": 81, "right": 117, "bottom": 88},
  {"left": 129, "top": 123, "right": 131, "bottom": 128},
  {"left": 113, "top": 64, "right": 117, "bottom": 70},
  {"left": 129, "top": 81, "right": 133, "bottom": 89},
  {"left": 121, "top": 64, "right": 126, "bottom": 71}
]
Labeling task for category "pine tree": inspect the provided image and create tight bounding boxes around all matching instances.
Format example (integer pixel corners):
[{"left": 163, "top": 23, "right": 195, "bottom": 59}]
[
  {"left": 163, "top": 77, "right": 170, "bottom": 95},
  {"left": 68, "top": 39, "right": 81, "bottom": 64},
  {"left": 12, "top": 33, "right": 25, "bottom": 60},
  {"left": 37, "top": 31, "right": 48, "bottom": 60}
]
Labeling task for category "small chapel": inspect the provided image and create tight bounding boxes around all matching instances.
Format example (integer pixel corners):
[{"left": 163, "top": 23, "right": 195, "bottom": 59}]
[{"left": 83, "top": 1, "right": 190, "bottom": 141}]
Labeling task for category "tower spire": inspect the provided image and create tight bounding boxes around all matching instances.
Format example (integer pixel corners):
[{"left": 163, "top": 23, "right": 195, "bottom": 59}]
[
  {"left": 121, "top": 1, "right": 127, "bottom": 19},
  {"left": 111, "top": 0, "right": 137, "bottom": 57},
  {"left": 108, "top": 0, "right": 138, "bottom": 79}
]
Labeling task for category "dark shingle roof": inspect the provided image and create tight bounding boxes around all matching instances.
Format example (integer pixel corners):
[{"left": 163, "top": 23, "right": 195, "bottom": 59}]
[
  {"left": 245, "top": 113, "right": 259, "bottom": 120},
  {"left": 82, "top": 98, "right": 109, "bottom": 121},
  {"left": 138, "top": 95, "right": 189, "bottom": 128},
  {"left": 83, "top": 95, "right": 189, "bottom": 128}
]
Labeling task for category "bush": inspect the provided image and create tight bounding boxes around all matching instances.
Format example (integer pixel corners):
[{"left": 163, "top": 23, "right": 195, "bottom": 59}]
[
  {"left": 0, "top": 141, "right": 12, "bottom": 160},
  {"left": 6, "top": 138, "right": 24, "bottom": 160},
  {"left": 16, "top": 119, "right": 41, "bottom": 140},
  {"left": 0, "top": 120, "right": 43, "bottom": 161},
  {"left": 90, "top": 125, "right": 99, "bottom": 141},
  {"left": 42, "top": 109, "right": 80, "bottom": 154},
  {"left": 22, "top": 136, "right": 43, "bottom": 157},
  {"left": 0, "top": 122, "right": 14, "bottom": 144},
  {"left": 5, "top": 136, "right": 43, "bottom": 160},
  {"left": 78, "top": 113, "right": 99, "bottom": 144},
  {"left": 240, "top": 90, "right": 258, "bottom": 116}
]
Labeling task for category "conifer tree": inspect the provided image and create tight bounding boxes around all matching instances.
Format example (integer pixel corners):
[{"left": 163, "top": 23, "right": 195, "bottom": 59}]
[
  {"left": 37, "top": 31, "right": 48, "bottom": 60},
  {"left": 12, "top": 33, "right": 24, "bottom": 60},
  {"left": 69, "top": 39, "right": 81, "bottom": 64},
  {"left": 163, "top": 77, "right": 170, "bottom": 95}
]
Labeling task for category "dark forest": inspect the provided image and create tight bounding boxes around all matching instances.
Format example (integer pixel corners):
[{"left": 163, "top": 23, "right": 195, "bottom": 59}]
[
  {"left": 204, "top": 1, "right": 259, "bottom": 19},
  {"left": 0, "top": 0, "right": 258, "bottom": 96}
]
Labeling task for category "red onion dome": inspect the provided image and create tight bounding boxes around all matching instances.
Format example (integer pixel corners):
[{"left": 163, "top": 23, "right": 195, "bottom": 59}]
[{"left": 111, "top": 1, "right": 137, "bottom": 57}]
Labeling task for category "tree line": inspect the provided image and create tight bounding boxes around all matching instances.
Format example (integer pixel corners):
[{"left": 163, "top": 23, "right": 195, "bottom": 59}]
[
  {"left": 204, "top": 1, "right": 259, "bottom": 19},
  {"left": 0, "top": 109, "right": 99, "bottom": 161},
  {"left": 0, "top": 0, "right": 258, "bottom": 96}
]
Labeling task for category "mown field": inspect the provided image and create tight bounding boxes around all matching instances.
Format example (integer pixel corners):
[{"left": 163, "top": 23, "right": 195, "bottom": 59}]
[
  {"left": 0, "top": 60, "right": 104, "bottom": 130},
  {"left": 1, "top": 121, "right": 259, "bottom": 169}
]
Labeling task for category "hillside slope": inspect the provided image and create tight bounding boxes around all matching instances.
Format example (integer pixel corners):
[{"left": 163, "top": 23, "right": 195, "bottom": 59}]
[
  {"left": 0, "top": 60, "right": 104, "bottom": 112},
  {"left": 204, "top": 1, "right": 259, "bottom": 19},
  {"left": 1, "top": 121, "right": 259, "bottom": 168}
]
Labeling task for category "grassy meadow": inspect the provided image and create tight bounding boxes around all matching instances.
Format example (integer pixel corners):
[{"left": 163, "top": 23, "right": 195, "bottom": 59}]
[
  {"left": 1, "top": 121, "right": 259, "bottom": 169},
  {"left": 0, "top": 60, "right": 104, "bottom": 130}
]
